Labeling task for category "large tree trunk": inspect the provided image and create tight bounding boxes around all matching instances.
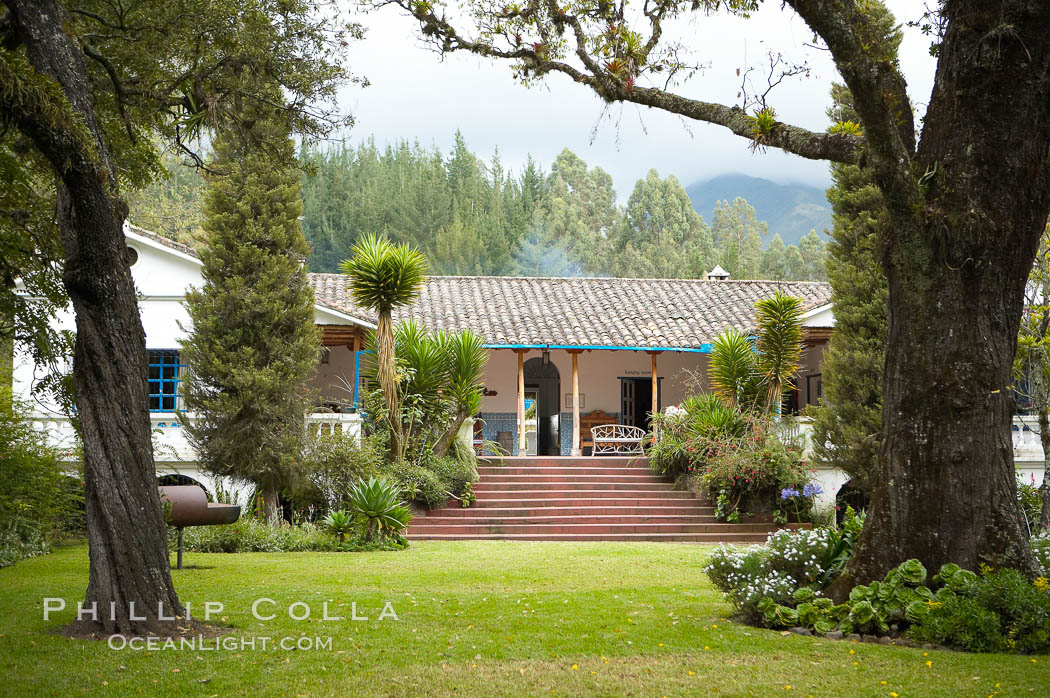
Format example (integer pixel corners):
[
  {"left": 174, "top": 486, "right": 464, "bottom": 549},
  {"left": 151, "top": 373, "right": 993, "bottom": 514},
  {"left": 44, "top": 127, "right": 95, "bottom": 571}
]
[
  {"left": 829, "top": 1, "right": 1050, "bottom": 595},
  {"left": 833, "top": 249, "right": 1040, "bottom": 594},
  {"left": 262, "top": 485, "right": 281, "bottom": 523},
  {"left": 7, "top": 0, "right": 182, "bottom": 635}
]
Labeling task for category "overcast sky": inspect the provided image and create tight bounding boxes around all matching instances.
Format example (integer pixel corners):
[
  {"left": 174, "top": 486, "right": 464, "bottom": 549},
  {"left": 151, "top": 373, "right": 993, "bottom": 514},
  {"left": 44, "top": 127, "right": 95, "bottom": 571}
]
[{"left": 337, "top": 1, "right": 937, "bottom": 198}]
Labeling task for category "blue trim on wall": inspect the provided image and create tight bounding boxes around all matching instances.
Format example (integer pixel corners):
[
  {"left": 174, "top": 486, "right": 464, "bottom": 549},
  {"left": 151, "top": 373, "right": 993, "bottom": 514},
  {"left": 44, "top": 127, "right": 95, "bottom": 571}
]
[
  {"left": 482, "top": 342, "right": 713, "bottom": 353},
  {"left": 353, "top": 350, "right": 362, "bottom": 408}
]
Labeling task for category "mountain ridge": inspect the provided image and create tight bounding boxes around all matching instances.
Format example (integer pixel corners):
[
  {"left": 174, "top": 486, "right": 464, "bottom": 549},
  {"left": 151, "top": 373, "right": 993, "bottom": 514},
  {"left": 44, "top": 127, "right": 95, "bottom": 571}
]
[{"left": 685, "top": 174, "right": 832, "bottom": 247}]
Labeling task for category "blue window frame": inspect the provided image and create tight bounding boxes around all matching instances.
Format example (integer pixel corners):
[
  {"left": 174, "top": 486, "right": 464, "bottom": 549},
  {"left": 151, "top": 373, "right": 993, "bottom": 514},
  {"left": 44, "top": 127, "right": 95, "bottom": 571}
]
[{"left": 148, "top": 349, "right": 183, "bottom": 412}]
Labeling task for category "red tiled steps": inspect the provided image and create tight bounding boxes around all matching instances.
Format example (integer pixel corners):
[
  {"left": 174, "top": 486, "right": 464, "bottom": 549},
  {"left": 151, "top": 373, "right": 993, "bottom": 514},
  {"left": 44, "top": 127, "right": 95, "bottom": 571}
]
[{"left": 407, "top": 456, "right": 785, "bottom": 543}]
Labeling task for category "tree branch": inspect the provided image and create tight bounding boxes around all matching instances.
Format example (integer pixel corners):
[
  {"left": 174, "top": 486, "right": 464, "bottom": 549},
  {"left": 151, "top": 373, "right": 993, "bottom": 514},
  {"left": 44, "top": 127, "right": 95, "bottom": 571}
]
[
  {"left": 386, "top": 0, "right": 863, "bottom": 163},
  {"left": 783, "top": 0, "right": 920, "bottom": 217},
  {"left": 82, "top": 43, "right": 137, "bottom": 143}
]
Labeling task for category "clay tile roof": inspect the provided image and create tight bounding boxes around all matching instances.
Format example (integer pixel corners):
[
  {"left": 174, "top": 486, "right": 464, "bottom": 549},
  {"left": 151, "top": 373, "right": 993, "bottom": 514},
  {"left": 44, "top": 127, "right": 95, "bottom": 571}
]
[
  {"left": 306, "top": 274, "right": 832, "bottom": 350},
  {"left": 125, "top": 223, "right": 200, "bottom": 259},
  {"left": 123, "top": 225, "right": 831, "bottom": 347}
]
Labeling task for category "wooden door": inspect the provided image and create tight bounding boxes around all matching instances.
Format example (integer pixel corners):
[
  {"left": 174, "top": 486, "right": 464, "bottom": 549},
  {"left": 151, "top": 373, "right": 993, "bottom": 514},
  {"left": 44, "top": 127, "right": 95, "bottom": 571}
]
[{"left": 621, "top": 379, "right": 636, "bottom": 427}]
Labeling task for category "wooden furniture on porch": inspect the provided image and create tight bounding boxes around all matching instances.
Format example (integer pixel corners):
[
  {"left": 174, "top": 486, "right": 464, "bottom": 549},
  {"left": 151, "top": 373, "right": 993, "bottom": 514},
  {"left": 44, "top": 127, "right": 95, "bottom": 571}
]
[
  {"left": 578, "top": 410, "right": 618, "bottom": 454},
  {"left": 591, "top": 424, "right": 646, "bottom": 455}
]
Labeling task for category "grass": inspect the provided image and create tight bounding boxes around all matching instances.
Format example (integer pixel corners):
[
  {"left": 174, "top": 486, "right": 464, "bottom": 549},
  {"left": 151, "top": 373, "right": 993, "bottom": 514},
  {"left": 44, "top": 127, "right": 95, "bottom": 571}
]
[{"left": 0, "top": 542, "right": 1046, "bottom": 697}]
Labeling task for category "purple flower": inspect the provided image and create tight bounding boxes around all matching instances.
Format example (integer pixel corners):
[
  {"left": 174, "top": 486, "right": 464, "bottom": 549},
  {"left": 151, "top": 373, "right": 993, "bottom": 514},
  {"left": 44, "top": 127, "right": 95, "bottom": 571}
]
[
  {"left": 802, "top": 484, "right": 823, "bottom": 498},
  {"left": 780, "top": 487, "right": 800, "bottom": 500}
]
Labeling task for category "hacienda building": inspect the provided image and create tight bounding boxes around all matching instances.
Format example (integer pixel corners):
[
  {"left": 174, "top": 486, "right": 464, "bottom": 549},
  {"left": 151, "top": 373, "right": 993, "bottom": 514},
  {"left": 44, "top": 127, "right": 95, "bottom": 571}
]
[{"left": 10, "top": 224, "right": 1047, "bottom": 508}]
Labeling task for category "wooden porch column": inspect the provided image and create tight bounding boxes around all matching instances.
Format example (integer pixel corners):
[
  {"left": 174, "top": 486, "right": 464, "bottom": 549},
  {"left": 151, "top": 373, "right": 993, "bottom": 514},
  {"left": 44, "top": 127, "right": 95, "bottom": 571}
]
[
  {"left": 569, "top": 350, "right": 582, "bottom": 456},
  {"left": 516, "top": 350, "right": 526, "bottom": 454}
]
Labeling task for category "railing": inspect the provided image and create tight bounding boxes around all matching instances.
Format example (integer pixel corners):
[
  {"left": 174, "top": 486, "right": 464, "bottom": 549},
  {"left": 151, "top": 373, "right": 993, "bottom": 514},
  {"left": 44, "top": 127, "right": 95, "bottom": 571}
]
[
  {"left": 1012, "top": 415, "right": 1045, "bottom": 462},
  {"left": 781, "top": 415, "right": 1047, "bottom": 464},
  {"left": 29, "top": 411, "right": 363, "bottom": 462}
]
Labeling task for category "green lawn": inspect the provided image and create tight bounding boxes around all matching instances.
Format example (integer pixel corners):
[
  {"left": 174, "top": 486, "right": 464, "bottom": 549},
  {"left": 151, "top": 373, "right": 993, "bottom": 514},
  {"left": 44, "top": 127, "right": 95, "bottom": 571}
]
[{"left": 0, "top": 542, "right": 1045, "bottom": 697}]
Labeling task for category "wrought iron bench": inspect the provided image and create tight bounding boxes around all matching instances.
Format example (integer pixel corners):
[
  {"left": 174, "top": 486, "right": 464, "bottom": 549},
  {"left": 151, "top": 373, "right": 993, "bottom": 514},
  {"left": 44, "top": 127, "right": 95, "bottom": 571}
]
[{"left": 590, "top": 424, "right": 646, "bottom": 455}]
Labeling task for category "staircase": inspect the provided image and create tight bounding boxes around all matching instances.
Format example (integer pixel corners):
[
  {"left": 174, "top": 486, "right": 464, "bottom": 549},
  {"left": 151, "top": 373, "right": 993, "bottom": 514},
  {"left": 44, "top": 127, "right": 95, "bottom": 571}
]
[{"left": 406, "top": 456, "right": 786, "bottom": 542}]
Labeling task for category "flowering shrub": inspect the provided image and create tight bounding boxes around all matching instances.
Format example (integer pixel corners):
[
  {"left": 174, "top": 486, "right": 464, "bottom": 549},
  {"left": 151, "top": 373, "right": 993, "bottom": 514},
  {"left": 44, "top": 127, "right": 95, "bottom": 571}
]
[
  {"left": 650, "top": 398, "right": 816, "bottom": 521},
  {"left": 704, "top": 524, "right": 1050, "bottom": 653},
  {"left": 777, "top": 483, "right": 824, "bottom": 524},
  {"left": 703, "top": 527, "right": 836, "bottom": 621},
  {"left": 1033, "top": 533, "right": 1050, "bottom": 575}
]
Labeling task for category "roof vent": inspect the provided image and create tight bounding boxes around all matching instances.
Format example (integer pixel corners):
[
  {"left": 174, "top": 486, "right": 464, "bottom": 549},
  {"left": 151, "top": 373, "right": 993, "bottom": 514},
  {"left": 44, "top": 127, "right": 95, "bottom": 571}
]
[{"left": 706, "top": 265, "right": 730, "bottom": 281}]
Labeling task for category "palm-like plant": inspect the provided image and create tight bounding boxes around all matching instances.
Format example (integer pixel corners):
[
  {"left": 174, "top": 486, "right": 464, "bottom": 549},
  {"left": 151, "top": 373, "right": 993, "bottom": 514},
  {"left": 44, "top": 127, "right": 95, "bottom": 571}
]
[
  {"left": 754, "top": 292, "right": 804, "bottom": 413},
  {"left": 340, "top": 235, "right": 427, "bottom": 462},
  {"left": 347, "top": 477, "right": 414, "bottom": 541},
  {"left": 433, "top": 329, "right": 487, "bottom": 458},
  {"left": 322, "top": 509, "right": 355, "bottom": 542},
  {"left": 708, "top": 328, "right": 761, "bottom": 409}
]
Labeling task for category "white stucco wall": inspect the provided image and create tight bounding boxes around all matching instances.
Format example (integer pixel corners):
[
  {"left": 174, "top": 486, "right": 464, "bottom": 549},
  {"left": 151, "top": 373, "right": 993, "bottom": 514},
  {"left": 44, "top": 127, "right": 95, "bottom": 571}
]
[{"left": 12, "top": 226, "right": 368, "bottom": 475}]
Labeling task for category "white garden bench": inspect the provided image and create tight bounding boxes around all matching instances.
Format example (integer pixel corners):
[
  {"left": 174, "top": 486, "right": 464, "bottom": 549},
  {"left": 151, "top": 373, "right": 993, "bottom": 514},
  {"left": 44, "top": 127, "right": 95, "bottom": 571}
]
[{"left": 590, "top": 424, "right": 646, "bottom": 455}]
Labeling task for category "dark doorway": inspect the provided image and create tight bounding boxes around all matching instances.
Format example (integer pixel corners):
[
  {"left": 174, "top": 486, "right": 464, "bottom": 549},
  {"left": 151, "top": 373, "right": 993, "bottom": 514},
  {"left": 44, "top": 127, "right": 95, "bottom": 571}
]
[
  {"left": 620, "top": 377, "right": 662, "bottom": 432},
  {"left": 524, "top": 356, "right": 560, "bottom": 455}
]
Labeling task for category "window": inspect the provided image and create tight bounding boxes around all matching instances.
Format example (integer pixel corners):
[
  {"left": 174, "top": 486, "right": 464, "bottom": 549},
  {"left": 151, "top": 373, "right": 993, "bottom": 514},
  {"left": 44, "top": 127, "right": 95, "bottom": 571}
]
[{"left": 148, "top": 350, "right": 183, "bottom": 412}]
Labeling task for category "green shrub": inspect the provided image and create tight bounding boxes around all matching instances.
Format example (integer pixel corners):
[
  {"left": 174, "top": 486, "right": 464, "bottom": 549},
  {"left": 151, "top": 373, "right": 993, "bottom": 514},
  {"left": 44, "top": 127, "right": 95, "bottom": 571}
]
[
  {"left": 175, "top": 517, "right": 404, "bottom": 553},
  {"left": 909, "top": 567, "right": 1050, "bottom": 653},
  {"left": 296, "top": 432, "right": 383, "bottom": 513},
  {"left": 428, "top": 455, "right": 479, "bottom": 498},
  {"left": 0, "top": 390, "right": 82, "bottom": 567},
  {"left": 910, "top": 595, "right": 1005, "bottom": 652},
  {"left": 388, "top": 461, "right": 447, "bottom": 508},
  {"left": 1017, "top": 475, "right": 1044, "bottom": 534}
]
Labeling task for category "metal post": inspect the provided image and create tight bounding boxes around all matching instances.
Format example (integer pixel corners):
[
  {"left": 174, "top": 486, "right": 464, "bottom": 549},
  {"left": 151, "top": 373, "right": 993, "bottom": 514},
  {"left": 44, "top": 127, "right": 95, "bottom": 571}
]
[{"left": 176, "top": 527, "right": 184, "bottom": 570}]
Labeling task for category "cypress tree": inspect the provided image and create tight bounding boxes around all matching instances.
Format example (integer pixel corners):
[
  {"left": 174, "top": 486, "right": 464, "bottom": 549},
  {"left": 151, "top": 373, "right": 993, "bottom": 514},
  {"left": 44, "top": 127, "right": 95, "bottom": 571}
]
[
  {"left": 181, "top": 113, "right": 320, "bottom": 521},
  {"left": 808, "top": 77, "right": 893, "bottom": 493}
]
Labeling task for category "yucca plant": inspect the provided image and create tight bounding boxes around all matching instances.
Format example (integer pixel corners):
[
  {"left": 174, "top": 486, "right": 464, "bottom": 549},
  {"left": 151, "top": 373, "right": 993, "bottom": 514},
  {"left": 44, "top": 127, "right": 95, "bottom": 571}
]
[
  {"left": 433, "top": 329, "right": 487, "bottom": 458},
  {"left": 322, "top": 509, "right": 354, "bottom": 542},
  {"left": 755, "top": 292, "right": 804, "bottom": 413},
  {"left": 348, "top": 477, "right": 413, "bottom": 541},
  {"left": 708, "top": 328, "right": 761, "bottom": 409},
  {"left": 340, "top": 235, "right": 427, "bottom": 462}
]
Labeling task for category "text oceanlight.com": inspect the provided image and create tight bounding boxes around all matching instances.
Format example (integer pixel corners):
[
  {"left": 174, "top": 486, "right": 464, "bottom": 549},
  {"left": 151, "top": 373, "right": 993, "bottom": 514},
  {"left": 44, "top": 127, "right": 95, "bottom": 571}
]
[{"left": 107, "top": 635, "right": 334, "bottom": 651}]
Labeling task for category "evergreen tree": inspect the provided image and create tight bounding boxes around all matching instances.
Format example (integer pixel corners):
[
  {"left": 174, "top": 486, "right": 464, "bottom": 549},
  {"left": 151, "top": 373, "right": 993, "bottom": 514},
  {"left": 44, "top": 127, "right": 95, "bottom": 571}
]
[
  {"left": 181, "top": 113, "right": 320, "bottom": 522},
  {"left": 798, "top": 229, "right": 829, "bottom": 281},
  {"left": 710, "top": 197, "right": 766, "bottom": 278},
  {"left": 613, "top": 170, "right": 714, "bottom": 278},
  {"left": 760, "top": 234, "right": 790, "bottom": 280},
  {"left": 127, "top": 147, "right": 208, "bottom": 247},
  {"left": 808, "top": 80, "right": 892, "bottom": 493}
]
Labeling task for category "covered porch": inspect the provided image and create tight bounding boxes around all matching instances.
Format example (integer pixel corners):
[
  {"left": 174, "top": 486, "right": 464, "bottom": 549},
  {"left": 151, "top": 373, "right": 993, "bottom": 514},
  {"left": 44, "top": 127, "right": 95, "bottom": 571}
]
[{"left": 476, "top": 339, "right": 829, "bottom": 456}]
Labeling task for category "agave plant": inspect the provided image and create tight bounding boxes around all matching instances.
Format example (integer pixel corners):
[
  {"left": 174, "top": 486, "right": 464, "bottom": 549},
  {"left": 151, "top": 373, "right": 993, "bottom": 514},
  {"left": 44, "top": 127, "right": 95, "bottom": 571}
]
[
  {"left": 348, "top": 477, "right": 414, "bottom": 541},
  {"left": 340, "top": 235, "right": 427, "bottom": 462},
  {"left": 322, "top": 509, "right": 354, "bottom": 542}
]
